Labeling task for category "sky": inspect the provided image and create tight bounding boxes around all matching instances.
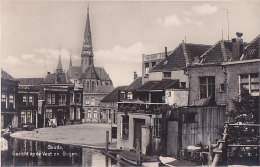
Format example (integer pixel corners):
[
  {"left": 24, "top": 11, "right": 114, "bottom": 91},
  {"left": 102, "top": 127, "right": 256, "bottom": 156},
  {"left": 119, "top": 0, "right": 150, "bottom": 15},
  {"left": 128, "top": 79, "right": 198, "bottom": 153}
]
[{"left": 1, "top": 0, "right": 260, "bottom": 87}]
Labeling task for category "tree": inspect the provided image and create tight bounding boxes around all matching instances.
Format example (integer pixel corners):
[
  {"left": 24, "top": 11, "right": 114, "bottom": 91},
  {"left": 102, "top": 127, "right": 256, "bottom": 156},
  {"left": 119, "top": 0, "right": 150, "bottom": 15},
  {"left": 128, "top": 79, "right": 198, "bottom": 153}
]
[{"left": 224, "top": 88, "right": 259, "bottom": 165}]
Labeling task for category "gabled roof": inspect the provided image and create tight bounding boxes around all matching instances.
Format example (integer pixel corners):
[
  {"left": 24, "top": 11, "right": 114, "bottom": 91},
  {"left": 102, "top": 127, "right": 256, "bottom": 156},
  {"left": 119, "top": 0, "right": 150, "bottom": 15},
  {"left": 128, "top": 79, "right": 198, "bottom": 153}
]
[
  {"left": 43, "top": 73, "right": 72, "bottom": 84},
  {"left": 137, "top": 80, "right": 179, "bottom": 91},
  {"left": 1, "top": 69, "right": 15, "bottom": 81},
  {"left": 126, "top": 77, "right": 142, "bottom": 91},
  {"left": 101, "top": 86, "right": 128, "bottom": 102},
  {"left": 81, "top": 65, "right": 100, "bottom": 80},
  {"left": 241, "top": 35, "right": 260, "bottom": 60},
  {"left": 151, "top": 43, "right": 211, "bottom": 72},
  {"left": 95, "top": 67, "right": 112, "bottom": 81},
  {"left": 67, "top": 66, "right": 82, "bottom": 80},
  {"left": 200, "top": 40, "right": 248, "bottom": 64}
]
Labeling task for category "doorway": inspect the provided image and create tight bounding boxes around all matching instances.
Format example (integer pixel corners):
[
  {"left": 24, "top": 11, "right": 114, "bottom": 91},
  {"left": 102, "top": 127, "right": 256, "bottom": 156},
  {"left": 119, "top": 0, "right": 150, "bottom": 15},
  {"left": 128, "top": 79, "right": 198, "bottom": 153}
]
[{"left": 133, "top": 118, "right": 145, "bottom": 149}]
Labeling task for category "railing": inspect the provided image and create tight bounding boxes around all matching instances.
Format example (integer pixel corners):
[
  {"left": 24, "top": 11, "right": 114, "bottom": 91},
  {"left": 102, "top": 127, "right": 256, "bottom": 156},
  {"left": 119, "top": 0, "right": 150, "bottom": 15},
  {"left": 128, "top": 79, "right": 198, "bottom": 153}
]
[
  {"left": 118, "top": 102, "right": 165, "bottom": 114},
  {"left": 212, "top": 123, "right": 260, "bottom": 167}
]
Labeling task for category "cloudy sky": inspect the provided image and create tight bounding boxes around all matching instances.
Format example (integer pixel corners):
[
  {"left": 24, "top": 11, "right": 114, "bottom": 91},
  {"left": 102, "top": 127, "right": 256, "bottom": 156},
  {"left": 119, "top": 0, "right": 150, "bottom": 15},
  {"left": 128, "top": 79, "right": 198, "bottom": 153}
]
[{"left": 1, "top": 0, "right": 259, "bottom": 86}]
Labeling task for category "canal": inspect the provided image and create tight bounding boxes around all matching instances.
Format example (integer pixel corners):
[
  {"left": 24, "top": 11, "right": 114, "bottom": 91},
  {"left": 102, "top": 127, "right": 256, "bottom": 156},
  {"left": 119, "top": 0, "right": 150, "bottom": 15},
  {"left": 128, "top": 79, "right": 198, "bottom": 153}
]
[{"left": 2, "top": 137, "right": 120, "bottom": 166}]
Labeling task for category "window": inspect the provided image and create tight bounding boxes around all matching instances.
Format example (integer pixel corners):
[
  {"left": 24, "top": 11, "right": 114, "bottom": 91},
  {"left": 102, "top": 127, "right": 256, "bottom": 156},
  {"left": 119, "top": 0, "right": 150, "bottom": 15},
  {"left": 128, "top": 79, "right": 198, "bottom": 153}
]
[
  {"left": 152, "top": 61, "right": 156, "bottom": 67},
  {"left": 27, "top": 110, "right": 32, "bottom": 123},
  {"left": 9, "top": 95, "right": 14, "bottom": 109},
  {"left": 120, "top": 91, "right": 125, "bottom": 100},
  {"left": 70, "top": 93, "right": 73, "bottom": 103},
  {"left": 182, "top": 113, "right": 196, "bottom": 123},
  {"left": 51, "top": 94, "right": 55, "bottom": 104},
  {"left": 92, "top": 81, "right": 96, "bottom": 90},
  {"left": 22, "top": 95, "right": 27, "bottom": 105},
  {"left": 163, "top": 72, "right": 171, "bottom": 79},
  {"left": 90, "top": 97, "right": 95, "bottom": 105},
  {"left": 87, "top": 81, "right": 90, "bottom": 91},
  {"left": 240, "top": 73, "right": 259, "bottom": 96},
  {"left": 21, "top": 110, "right": 26, "bottom": 123},
  {"left": 93, "top": 109, "right": 97, "bottom": 119},
  {"left": 88, "top": 109, "right": 92, "bottom": 118},
  {"left": 76, "top": 108, "right": 81, "bottom": 120},
  {"left": 1, "top": 94, "right": 6, "bottom": 108},
  {"left": 121, "top": 115, "right": 129, "bottom": 139},
  {"left": 180, "top": 82, "right": 186, "bottom": 89},
  {"left": 47, "top": 94, "right": 51, "bottom": 104},
  {"left": 153, "top": 118, "right": 162, "bottom": 137},
  {"left": 199, "top": 77, "right": 215, "bottom": 99},
  {"left": 85, "top": 97, "right": 90, "bottom": 105},
  {"left": 70, "top": 109, "right": 74, "bottom": 120},
  {"left": 127, "top": 92, "right": 133, "bottom": 99},
  {"left": 145, "top": 63, "right": 149, "bottom": 76},
  {"left": 46, "top": 109, "right": 52, "bottom": 119},
  {"left": 58, "top": 94, "right": 66, "bottom": 104},
  {"left": 219, "top": 83, "right": 225, "bottom": 92},
  {"left": 75, "top": 93, "right": 81, "bottom": 103},
  {"left": 29, "top": 95, "right": 34, "bottom": 106}
]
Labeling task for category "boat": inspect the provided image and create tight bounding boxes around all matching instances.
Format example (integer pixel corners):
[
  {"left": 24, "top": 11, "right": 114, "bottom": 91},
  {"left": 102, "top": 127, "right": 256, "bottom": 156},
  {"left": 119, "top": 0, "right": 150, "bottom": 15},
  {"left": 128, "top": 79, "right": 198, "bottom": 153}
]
[{"left": 119, "top": 150, "right": 160, "bottom": 167}]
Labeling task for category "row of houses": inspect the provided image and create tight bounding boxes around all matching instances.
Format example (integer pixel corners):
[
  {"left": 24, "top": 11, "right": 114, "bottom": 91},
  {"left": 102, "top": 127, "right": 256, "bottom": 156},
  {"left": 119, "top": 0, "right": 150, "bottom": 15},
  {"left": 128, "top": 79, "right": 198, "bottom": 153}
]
[
  {"left": 1, "top": 6, "right": 115, "bottom": 129},
  {"left": 101, "top": 33, "right": 259, "bottom": 157}
]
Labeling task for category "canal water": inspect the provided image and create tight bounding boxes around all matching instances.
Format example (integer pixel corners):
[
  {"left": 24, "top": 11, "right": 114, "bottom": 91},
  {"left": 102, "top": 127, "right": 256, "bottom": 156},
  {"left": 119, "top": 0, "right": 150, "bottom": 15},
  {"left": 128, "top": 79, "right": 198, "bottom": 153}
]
[{"left": 2, "top": 137, "right": 119, "bottom": 166}]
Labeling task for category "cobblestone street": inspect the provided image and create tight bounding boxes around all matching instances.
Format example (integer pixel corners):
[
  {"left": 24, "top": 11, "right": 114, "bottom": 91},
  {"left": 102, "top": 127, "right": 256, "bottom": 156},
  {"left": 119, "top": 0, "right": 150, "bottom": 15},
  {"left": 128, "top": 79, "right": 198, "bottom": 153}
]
[{"left": 10, "top": 123, "right": 116, "bottom": 148}]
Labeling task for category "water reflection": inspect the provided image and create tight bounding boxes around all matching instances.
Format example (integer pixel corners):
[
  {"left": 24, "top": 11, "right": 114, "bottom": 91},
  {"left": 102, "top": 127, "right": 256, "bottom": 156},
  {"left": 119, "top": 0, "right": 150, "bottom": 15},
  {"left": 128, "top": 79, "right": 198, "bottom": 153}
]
[{"left": 2, "top": 137, "right": 118, "bottom": 167}]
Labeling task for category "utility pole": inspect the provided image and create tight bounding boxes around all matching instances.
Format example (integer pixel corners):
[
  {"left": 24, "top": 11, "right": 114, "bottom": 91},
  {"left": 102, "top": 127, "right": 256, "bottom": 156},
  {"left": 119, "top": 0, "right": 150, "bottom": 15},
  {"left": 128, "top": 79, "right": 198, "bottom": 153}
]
[{"left": 225, "top": 9, "right": 230, "bottom": 41}]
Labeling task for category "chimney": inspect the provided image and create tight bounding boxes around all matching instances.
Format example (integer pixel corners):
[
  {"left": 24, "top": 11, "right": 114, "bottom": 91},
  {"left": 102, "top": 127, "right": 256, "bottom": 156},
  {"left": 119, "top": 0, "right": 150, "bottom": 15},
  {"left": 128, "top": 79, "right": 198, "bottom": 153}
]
[
  {"left": 165, "top": 47, "right": 168, "bottom": 59},
  {"left": 134, "top": 71, "right": 138, "bottom": 81},
  {"left": 232, "top": 32, "right": 244, "bottom": 61},
  {"left": 47, "top": 71, "right": 50, "bottom": 75}
]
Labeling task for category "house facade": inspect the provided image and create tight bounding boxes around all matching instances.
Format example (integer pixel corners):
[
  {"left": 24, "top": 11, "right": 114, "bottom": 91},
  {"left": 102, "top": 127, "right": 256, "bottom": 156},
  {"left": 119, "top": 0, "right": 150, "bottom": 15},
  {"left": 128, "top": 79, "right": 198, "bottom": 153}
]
[
  {"left": 16, "top": 78, "right": 44, "bottom": 128},
  {"left": 188, "top": 34, "right": 259, "bottom": 110},
  {"left": 67, "top": 6, "right": 114, "bottom": 123},
  {"left": 1, "top": 69, "right": 19, "bottom": 129}
]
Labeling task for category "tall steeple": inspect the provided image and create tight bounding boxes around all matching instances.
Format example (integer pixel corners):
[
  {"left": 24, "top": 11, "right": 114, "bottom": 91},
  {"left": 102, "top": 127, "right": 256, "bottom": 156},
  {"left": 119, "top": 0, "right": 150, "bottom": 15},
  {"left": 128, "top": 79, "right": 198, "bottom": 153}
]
[
  {"left": 81, "top": 4, "right": 94, "bottom": 73},
  {"left": 56, "top": 47, "right": 63, "bottom": 74}
]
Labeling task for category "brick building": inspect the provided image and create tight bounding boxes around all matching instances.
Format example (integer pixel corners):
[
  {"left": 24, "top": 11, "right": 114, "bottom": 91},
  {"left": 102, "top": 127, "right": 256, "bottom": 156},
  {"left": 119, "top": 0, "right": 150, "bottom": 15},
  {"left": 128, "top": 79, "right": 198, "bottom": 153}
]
[
  {"left": 1, "top": 69, "right": 19, "bottom": 129},
  {"left": 188, "top": 34, "right": 259, "bottom": 110}
]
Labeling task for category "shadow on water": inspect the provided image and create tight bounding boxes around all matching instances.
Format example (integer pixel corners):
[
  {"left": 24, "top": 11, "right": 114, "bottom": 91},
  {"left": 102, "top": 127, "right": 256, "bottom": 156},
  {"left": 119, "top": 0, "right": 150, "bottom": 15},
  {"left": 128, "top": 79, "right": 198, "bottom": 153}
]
[{"left": 1, "top": 137, "right": 119, "bottom": 167}]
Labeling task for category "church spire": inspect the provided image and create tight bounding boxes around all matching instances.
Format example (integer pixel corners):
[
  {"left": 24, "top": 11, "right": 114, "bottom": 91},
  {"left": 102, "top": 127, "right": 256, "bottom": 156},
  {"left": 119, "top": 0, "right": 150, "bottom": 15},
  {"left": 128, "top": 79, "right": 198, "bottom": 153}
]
[
  {"left": 81, "top": 4, "right": 94, "bottom": 73},
  {"left": 56, "top": 47, "right": 63, "bottom": 74}
]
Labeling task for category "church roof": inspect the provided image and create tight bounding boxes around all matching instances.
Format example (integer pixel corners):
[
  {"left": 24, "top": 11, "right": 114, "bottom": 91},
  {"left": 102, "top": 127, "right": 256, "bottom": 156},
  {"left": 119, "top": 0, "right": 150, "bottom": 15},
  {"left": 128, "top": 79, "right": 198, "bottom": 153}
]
[
  {"left": 56, "top": 54, "right": 63, "bottom": 73},
  {"left": 81, "top": 65, "right": 100, "bottom": 80}
]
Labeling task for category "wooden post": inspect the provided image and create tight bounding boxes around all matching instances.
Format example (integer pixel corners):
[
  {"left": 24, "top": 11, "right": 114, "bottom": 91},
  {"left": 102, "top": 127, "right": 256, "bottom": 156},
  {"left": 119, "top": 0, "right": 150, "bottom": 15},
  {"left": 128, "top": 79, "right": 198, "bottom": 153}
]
[
  {"left": 208, "top": 144, "right": 213, "bottom": 165},
  {"left": 106, "top": 131, "right": 109, "bottom": 152},
  {"left": 177, "top": 108, "right": 182, "bottom": 159},
  {"left": 136, "top": 138, "right": 141, "bottom": 166}
]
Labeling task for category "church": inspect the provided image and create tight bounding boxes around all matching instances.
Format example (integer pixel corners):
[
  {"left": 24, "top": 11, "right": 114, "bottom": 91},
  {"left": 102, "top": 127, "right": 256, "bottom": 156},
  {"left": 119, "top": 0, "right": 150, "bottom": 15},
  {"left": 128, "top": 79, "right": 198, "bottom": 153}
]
[{"left": 67, "top": 6, "right": 114, "bottom": 123}]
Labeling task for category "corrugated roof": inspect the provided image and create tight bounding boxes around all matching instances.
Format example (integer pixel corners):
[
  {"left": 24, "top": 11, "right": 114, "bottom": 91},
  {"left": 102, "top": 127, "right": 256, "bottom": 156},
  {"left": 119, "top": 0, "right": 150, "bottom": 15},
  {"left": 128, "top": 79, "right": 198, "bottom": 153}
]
[
  {"left": 1, "top": 69, "right": 15, "bottom": 81},
  {"left": 101, "top": 86, "right": 128, "bottom": 102},
  {"left": 137, "top": 80, "right": 179, "bottom": 91},
  {"left": 151, "top": 43, "right": 211, "bottom": 72}
]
